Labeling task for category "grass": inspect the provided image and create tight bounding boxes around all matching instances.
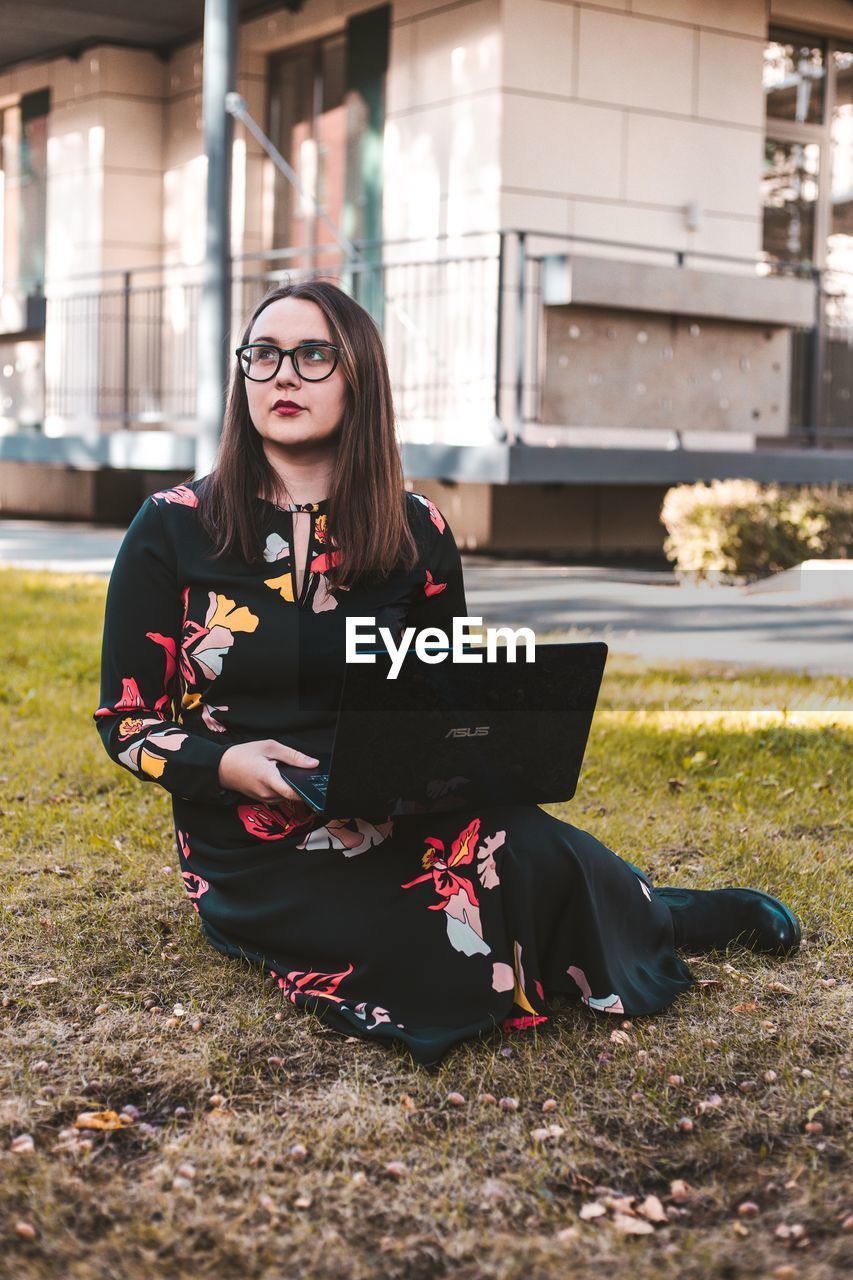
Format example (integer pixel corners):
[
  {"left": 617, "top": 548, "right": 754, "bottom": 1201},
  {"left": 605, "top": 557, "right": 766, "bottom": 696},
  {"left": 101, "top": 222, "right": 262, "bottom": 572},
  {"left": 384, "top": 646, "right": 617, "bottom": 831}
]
[{"left": 1, "top": 566, "right": 850, "bottom": 1279}]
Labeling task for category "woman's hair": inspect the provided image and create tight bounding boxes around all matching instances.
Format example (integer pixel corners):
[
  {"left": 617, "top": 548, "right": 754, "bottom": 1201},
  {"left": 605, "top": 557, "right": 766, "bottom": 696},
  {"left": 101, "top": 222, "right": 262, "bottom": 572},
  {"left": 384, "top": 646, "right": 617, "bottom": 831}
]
[{"left": 197, "top": 279, "right": 417, "bottom": 589}]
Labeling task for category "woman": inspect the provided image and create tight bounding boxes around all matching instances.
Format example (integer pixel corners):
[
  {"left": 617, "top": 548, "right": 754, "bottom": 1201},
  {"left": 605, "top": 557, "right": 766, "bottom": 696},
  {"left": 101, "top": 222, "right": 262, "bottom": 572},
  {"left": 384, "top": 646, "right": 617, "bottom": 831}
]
[{"left": 94, "top": 282, "right": 801, "bottom": 1066}]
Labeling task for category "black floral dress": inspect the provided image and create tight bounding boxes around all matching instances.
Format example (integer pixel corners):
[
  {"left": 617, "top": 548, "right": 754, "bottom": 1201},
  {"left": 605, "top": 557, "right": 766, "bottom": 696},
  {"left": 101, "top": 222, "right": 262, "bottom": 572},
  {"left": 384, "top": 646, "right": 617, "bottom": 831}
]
[{"left": 94, "top": 479, "right": 693, "bottom": 1065}]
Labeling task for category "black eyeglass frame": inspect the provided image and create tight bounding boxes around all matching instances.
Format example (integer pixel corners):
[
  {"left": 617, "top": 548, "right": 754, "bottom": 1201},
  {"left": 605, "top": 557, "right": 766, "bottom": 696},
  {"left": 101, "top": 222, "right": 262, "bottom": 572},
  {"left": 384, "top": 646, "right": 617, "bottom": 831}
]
[{"left": 235, "top": 341, "right": 341, "bottom": 382}]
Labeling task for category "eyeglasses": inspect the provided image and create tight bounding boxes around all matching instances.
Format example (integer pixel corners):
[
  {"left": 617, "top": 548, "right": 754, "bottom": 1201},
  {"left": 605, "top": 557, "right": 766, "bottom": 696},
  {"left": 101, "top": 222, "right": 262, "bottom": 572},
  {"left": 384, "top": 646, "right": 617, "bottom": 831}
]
[{"left": 235, "top": 341, "right": 340, "bottom": 382}]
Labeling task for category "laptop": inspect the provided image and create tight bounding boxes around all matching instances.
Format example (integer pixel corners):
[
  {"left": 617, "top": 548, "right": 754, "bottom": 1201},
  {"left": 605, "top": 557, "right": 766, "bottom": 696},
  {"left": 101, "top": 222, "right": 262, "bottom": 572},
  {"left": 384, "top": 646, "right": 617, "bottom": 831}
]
[{"left": 277, "top": 640, "right": 608, "bottom": 817}]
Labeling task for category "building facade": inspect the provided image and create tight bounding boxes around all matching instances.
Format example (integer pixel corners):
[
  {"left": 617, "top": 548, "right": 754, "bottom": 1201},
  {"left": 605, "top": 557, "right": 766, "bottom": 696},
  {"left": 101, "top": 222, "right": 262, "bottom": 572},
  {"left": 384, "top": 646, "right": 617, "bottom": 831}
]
[{"left": 0, "top": 0, "right": 851, "bottom": 550}]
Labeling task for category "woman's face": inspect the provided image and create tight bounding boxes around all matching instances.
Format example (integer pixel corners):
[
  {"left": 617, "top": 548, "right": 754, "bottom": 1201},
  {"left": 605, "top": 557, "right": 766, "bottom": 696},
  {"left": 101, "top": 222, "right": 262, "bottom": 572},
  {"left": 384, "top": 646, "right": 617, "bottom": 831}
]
[{"left": 242, "top": 296, "right": 348, "bottom": 459}]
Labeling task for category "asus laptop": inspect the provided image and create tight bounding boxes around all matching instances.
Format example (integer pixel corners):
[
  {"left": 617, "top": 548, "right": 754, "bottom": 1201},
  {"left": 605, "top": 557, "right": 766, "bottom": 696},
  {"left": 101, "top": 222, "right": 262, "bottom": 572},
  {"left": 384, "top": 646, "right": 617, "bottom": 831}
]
[{"left": 277, "top": 641, "right": 608, "bottom": 817}]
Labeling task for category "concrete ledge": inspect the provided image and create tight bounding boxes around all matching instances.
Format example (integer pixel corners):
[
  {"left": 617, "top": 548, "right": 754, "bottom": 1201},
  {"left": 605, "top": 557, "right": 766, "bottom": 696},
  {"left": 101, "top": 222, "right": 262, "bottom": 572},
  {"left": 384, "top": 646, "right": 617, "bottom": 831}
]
[
  {"left": 406, "top": 443, "right": 853, "bottom": 485},
  {"left": 0, "top": 431, "right": 196, "bottom": 469},
  {"left": 564, "top": 256, "right": 816, "bottom": 327}
]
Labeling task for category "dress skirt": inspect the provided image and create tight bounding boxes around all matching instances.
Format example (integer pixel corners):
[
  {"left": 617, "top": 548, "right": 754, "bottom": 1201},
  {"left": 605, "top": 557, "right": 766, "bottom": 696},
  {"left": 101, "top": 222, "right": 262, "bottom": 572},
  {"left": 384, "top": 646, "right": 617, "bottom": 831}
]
[{"left": 191, "top": 802, "right": 694, "bottom": 1065}]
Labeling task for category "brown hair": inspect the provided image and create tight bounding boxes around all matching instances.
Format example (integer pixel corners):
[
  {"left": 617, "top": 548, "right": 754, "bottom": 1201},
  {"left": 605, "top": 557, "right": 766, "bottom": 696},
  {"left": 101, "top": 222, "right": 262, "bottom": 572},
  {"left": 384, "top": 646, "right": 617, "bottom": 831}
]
[{"left": 197, "top": 280, "right": 417, "bottom": 589}]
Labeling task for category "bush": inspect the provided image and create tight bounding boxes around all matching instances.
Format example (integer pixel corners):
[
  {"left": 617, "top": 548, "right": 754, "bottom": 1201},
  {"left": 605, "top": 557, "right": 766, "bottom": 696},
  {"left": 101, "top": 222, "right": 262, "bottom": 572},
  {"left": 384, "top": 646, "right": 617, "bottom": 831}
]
[{"left": 660, "top": 480, "right": 853, "bottom": 582}]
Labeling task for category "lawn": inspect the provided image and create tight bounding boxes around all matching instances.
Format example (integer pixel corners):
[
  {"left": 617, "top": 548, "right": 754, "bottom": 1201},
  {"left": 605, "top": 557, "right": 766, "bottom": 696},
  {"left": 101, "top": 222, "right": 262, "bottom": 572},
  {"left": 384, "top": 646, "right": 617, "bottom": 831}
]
[{"left": 1, "top": 567, "right": 850, "bottom": 1280}]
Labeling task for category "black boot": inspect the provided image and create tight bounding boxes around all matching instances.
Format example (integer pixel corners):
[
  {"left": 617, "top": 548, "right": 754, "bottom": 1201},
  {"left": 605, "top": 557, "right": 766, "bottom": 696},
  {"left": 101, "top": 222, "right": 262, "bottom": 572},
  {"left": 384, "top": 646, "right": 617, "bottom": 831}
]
[{"left": 655, "top": 887, "right": 801, "bottom": 957}]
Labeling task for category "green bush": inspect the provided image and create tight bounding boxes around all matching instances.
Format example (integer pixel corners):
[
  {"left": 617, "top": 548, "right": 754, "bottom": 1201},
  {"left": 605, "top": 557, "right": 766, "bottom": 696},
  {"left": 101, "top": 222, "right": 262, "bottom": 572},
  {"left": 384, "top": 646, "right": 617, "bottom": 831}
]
[{"left": 660, "top": 479, "right": 853, "bottom": 581}]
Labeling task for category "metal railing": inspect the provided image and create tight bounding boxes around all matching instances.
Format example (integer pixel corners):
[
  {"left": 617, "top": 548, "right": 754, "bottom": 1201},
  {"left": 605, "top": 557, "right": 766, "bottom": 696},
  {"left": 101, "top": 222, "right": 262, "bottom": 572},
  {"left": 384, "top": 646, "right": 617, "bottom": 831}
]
[{"left": 16, "top": 229, "right": 853, "bottom": 451}]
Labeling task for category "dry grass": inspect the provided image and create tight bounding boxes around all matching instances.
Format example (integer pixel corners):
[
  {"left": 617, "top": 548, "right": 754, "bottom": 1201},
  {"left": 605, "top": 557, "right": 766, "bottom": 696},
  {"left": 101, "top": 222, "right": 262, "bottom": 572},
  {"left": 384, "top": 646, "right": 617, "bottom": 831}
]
[{"left": 1, "top": 567, "right": 850, "bottom": 1279}]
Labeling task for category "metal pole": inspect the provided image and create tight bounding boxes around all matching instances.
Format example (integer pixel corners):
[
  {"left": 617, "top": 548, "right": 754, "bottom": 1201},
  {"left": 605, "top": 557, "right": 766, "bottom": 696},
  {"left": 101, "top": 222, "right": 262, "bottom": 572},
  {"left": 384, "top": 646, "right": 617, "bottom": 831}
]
[
  {"left": 122, "top": 270, "right": 131, "bottom": 427},
  {"left": 513, "top": 231, "right": 526, "bottom": 444},
  {"left": 807, "top": 267, "right": 825, "bottom": 448},
  {"left": 196, "top": 0, "right": 237, "bottom": 479},
  {"left": 494, "top": 231, "right": 505, "bottom": 421}
]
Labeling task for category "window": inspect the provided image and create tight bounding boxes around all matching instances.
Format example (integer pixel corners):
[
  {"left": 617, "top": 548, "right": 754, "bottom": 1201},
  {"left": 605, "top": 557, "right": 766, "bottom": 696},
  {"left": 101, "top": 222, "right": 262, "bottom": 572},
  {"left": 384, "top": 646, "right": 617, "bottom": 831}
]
[
  {"left": 764, "top": 29, "right": 826, "bottom": 125},
  {"left": 266, "top": 5, "right": 390, "bottom": 280},
  {"left": 762, "top": 28, "right": 853, "bottom": 435},
  {"left": 762, "top": 29, "right": 853, "bottom": 272}
]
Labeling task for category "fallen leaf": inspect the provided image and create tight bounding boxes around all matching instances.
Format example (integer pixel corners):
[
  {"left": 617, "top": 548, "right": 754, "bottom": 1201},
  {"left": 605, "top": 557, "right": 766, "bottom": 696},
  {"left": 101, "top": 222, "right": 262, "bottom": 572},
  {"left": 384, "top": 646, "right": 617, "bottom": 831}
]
[
  {"left": 10, "top": 1134, "right": 35, "bottom": 1154},
  {"left": 14, "top": 1221, "right": 37, "bottom": 1240},
  {"left": 27, "top": 977, "right": 58, "bottom": 988},
  {"left": 73, "top": 1110, "right": 133, "bottom": 1131},
  {"left": 610, "top": 1029, "right": 631, "bottom": 1045},
  {"left": 384, "top": 1161, "right": 407, "bottom": 1179},
  {"left": 767, "top": 982, "right": 794, "bottom": 996},
  {"left": 669, "top": 1179, "right": 690, "bottom": 1203},
  {"left": 611, "top": 1213, "right": 654, "bottom": 1235},
  {"left": 579, "top": 1201, "right": 607, "bottom": 1220},
  {"left": 733, "top": 1002, "right": 758, "bottom": 1013},
  {"left": 637, "top": 1195, "right": 667, "bottom": 1223}
]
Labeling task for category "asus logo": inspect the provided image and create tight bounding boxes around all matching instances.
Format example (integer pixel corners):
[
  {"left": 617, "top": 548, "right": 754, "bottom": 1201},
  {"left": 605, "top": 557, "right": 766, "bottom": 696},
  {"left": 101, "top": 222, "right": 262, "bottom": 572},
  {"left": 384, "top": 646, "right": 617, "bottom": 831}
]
[{"left": 445, "top": 726, "right": 490, "bottom": 738}]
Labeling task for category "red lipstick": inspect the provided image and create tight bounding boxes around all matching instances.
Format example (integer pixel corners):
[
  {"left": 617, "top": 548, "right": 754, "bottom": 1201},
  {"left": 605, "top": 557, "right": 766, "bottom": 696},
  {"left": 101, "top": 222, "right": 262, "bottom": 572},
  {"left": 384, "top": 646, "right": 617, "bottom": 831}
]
[{"left": 273, "top": 399, "right": 305, "bottom": 416}]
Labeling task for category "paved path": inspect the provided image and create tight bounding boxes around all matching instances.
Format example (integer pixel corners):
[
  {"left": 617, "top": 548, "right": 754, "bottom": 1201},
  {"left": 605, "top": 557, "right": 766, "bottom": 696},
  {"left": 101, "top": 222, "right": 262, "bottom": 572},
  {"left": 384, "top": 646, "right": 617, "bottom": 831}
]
[{"left": 2, "top": 518, "right": 851, "bottom": 677}]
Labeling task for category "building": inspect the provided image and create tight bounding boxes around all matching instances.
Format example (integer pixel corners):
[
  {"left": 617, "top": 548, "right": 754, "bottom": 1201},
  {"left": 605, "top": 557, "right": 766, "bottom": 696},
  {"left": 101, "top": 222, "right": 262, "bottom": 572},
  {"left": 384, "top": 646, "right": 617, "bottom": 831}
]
[{"left": 0, "top": 0, "right": 851, "bottom": 552}]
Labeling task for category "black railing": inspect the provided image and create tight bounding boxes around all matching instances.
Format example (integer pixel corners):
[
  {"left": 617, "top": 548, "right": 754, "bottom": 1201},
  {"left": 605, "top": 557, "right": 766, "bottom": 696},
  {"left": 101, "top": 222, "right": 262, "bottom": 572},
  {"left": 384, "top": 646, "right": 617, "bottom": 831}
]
[{"left": 34, "top": 230, "right": 853, "bottom": 451}]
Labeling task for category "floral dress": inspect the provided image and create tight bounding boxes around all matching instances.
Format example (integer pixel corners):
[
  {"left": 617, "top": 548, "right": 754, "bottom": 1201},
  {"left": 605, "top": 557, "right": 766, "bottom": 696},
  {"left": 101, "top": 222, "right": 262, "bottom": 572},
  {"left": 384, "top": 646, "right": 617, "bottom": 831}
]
[{"left": 94, "top": 479, "right": 693, "bottom": 1065}]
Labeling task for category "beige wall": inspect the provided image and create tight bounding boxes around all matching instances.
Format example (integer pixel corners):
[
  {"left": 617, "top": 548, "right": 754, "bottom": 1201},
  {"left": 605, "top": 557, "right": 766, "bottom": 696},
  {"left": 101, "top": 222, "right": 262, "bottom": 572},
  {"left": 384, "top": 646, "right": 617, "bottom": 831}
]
[{"left": 500, "top": 0, "right": 767, "bottom": 264}]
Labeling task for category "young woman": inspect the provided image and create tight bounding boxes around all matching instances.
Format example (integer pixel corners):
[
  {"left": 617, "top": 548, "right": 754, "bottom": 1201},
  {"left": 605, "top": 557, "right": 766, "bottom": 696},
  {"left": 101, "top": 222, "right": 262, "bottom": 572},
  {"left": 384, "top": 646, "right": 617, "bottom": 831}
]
[{"left": 94, "top": 282, "right": 801, "bottom": 1065}]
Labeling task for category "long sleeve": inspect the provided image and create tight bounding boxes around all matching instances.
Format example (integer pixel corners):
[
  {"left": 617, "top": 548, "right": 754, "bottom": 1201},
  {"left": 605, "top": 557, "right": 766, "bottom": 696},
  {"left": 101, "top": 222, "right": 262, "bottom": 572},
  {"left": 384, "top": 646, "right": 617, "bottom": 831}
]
[
  {"left": 94, "top": 498, "right": 237, "bottom": 805},
  {"left": 404, "top": 493, "right": 468, "bottom": 634}
]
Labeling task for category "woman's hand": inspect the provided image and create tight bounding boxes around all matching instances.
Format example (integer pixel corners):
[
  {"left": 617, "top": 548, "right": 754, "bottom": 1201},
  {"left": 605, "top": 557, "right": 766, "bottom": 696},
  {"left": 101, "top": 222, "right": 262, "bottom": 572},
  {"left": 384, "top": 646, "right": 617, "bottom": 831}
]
[{"left": 217, "top": 739, "right": 319, "bottom": 803}]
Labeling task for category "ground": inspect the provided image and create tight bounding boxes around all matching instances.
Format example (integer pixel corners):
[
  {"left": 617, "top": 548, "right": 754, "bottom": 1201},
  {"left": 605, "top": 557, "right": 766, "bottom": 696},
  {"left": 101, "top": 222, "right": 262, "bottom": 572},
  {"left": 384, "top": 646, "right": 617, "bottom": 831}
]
[{"left": 0, "top": 568, "right": 850, "bottom": 1280}]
